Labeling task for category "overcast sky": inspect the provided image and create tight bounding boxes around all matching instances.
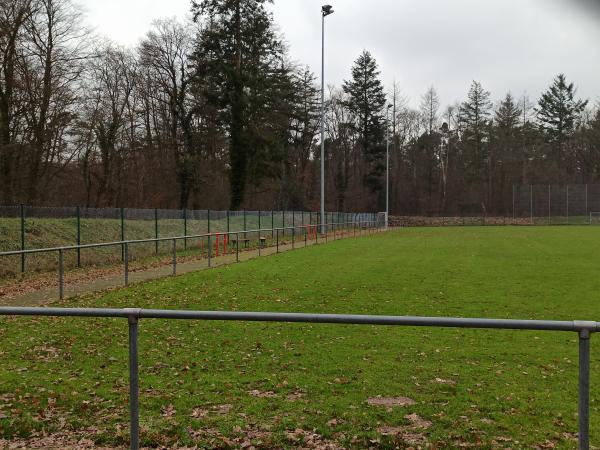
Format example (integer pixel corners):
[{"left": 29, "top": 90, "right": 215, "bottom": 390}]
[{"left": 83, "top": 0, "right": 600, "bottom": 109}]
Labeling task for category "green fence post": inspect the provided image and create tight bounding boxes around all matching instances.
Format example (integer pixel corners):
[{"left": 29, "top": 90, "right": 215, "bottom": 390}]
[
  {"left": 258, "top": 210, "right": 261, "bottom": 232},
  {"left": 120, "top": 207, "right": 125, "bottom": 262},
  {"left": 271, "top": 210, "right": 274, "bottom": 236},
  {"left": 243, "top": 209, "right": 246, "bottom": 232},
  {"left": 20, "top": 204, "right": 25, "bottom": 273},
  {"left": 76, "top": 206, "right": 81, "bottom": 268},
  {"left": 183, "top": 208, "right": 188, "bottom": 250},
  {"left": 154, "top": 208, "right": 158, "bottom": 255},
  {"left": 227, "top": 210, "right": 230, "bottom": 233},
  {"left": 282, "top": 211, "right": 285, "bottom": 236},
  {"left": 207, "top": 209, "right": 211, "bottom": 234}
]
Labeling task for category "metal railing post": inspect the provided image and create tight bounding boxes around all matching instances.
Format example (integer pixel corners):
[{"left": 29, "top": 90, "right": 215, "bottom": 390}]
[
  {"left": 304, "top": 226, "right": 307, "bottom": 247},
  {"left": 579, "top": 329, "right": 591, "bottom": 450},
  {"left": 58, "top": 249, "right": 64, "bottom": 300},
  {"left": 276, "top": 229, "right": 279, "bottom": 253},
  {"left": 127, "top": 313, "right": 140, "bottom": 450},
  {"left": 124, "top": 243, "right": 129, "bottom": 286},
  {"left": 172, "top": 239, "right": 177, "bottom": 276},
  {"left": 292, "top": 226, "right": 295, "bottom": 249},
  {"left": 236, "top": 232, "right": 239, "bottom": 262}
]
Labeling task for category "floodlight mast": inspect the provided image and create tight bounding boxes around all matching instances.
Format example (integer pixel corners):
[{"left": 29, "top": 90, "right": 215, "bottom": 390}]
[
  {"left": 385, "top": 104, "right": 392, "bottom": 229},
  {"left": 320, "top": 4, "right": 333, "bottom": 235}
]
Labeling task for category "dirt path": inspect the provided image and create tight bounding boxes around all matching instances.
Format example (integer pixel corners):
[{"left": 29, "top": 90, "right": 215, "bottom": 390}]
[{"left": 1, "top": 228, "right": 381, "bottom": 307}]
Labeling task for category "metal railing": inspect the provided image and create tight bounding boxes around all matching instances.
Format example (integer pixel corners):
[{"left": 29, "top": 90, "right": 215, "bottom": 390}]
[
  {"left": 0, "top": 220, "right": 382, "bottom": 300},
  {"left": 0, "top": 307, "right": 595, "bottom": 450}
]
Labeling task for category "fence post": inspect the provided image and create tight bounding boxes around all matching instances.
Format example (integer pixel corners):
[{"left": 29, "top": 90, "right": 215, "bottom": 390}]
[
  {"left": 292, "top": 225, "right": 295, "bottom": 249},
  {"left": 586, "top": 184, "right": 589, "bottom": 223},
  {"left": 76, "top": 206, "right": 81, "bottom": 268},
  {"left": 124, "top": 243, "right": 129, "bottom": 286},
  {"left": 271, "top": 210, "right": 274, "bottom": 238},
  {"left": 227, "top": 210, "right": 230, "bottom": 233},
  {"left": 243, "top": 209, "right": 246, "bottom": 233},
  {"left": 58, "top": 249, "right": 64, "bottom": 300},
  {"left": 154, "top": 209, "right": 158, "bottom": 255},
  {"left": 121, "top": 208, "right": 125, "bottom": 261},
  {"left": 208, "top": 234, "right": 212, "bottom": 268},
  {"left": 127, "top": 314, "right": 140, "bottom": 450},
  {"left": 579, "top": 329, "right": 591, "bottom": 450},
  {"left": 282, "top": 211, "right": 285, "bottom": 237},
  {"left": 530, "top": 184, "right": 533, "bottom": 224},
  {"left": 20, "top": 204, "right": 25, "bottom": 273},
  {"left": 276, "top": 229, "right": 279, "bottom": 253},
  {"left": 172, "top": 239, "right": 177, "bottom": 276},
  {"left": 548, "top": 185, "right": 552, "bottom": 225},
  {"left": 512, "top": 185, "right": 515, "bottom": 224},
  {"left": 567, "top": 184, "right": 570, "bottom": 225},
  {"left": 207, "top": 209, "right": 211, "bottom": 235},
  {"left": 183, "top": 209, "right": 187, "bottom": 250}
]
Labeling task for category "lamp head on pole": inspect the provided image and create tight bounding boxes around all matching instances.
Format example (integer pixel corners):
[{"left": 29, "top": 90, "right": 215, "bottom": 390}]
[{"left": 322, "top": 5, "right": 334, "bottom": 16}]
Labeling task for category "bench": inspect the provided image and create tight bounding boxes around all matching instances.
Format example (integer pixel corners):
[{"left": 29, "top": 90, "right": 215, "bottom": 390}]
[{"left": 259, "top": 237, "right": 267, "bottom": 248}]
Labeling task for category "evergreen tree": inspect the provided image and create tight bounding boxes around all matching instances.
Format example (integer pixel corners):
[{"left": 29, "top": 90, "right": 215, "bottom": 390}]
[
  {"left": 342, "top": 51, "right": 387, "bottom": 197},
  {"left": 536, "top": 74, "right": 588, "bottom": 157},
  {"left": 461, "top": 81, "right": 492, "bottom": 177},
  {"left": 191, "top": 0, "right": 291, "bottom": 209},
  {"left": 493, "top": 92, "right": 522, "bottom": 160}
]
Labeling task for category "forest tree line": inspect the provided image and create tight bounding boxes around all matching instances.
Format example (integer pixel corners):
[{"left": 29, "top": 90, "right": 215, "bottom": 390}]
[{"left": 1, "top": 0, "right": 599, "bottom": 214}]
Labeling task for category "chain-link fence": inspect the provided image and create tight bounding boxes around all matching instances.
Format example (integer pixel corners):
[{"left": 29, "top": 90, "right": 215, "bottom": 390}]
[
  {"left": 390, "top": 184, "right": 600, "bottom": 227},
  {"left": 0, "top": 206, "right": 378, "bottom": 277},
  {"left": 512, "top": 184, "right": 600, "bottom": 225}
]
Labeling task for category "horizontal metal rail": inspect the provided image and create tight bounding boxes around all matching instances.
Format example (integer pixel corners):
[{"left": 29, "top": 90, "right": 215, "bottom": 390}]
[
  {"left": 0, "top": 307, "right": 594, "bottom": 450},
  {"left": 0, "top": 221, "right": 377, "bottom": 257},
  {"left": 0, "top": 220, "right": 382, "bottom": 299}
]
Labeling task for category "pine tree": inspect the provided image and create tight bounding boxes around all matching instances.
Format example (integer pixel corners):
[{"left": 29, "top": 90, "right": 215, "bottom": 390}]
[
  {"left": 342, "top": 51, "right": 387, "bottom": 197},
  {"left": 191, "top": 0, "right": 291, "bottom": 209},
  {"left": 493, "top": 92, "right": 522, "bottom": 160},
  {"left": 461, "top": 81, "right": 492, "bottom": 177},
  {"left": 536, "top": 74, "right": 588, "bottom": 157}
]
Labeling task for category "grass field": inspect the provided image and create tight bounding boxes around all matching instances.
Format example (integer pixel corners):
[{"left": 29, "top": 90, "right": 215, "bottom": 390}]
[{"left": 1, "top": 226, "right": 599, "bottom": 448}]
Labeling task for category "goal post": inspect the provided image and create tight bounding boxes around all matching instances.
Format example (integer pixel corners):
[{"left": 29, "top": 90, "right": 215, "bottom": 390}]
[{"left": 589, "top": 212, "right": 600, "bottom": 224}]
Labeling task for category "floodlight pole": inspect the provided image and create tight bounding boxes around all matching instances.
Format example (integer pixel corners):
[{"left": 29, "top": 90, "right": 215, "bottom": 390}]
[
  {"left": 385, "top": 104, "right": 392, "bottom": 229},
  {"left": 321, "top": 5, "right": 333, "bottom": 235}
]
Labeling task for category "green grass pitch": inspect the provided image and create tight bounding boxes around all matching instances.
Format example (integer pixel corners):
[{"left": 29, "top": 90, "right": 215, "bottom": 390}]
[{"left": 0, "top": 226, "right": 599, "bottom": 448}]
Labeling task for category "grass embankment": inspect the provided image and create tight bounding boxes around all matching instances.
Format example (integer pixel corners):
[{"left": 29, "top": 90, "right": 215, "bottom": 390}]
[
  {"left": 0, "top": 215, "right": 309, "bottom": 279},
  {"left": 0, "top": 227, "right": 599, "bottom": 448}
]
